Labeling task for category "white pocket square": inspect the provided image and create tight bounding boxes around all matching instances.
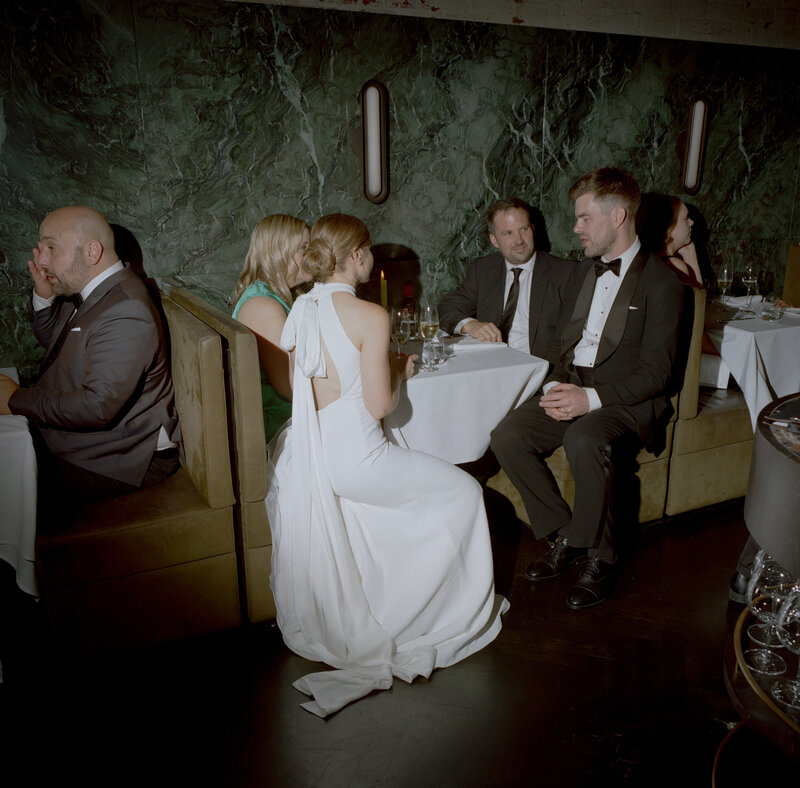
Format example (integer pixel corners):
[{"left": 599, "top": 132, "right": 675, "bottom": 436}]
[
  {"left": 628, "top": 306, "right": 639, "bottom": 311},
  {"left": 70, "top": 327, "right": 81, "bottom": 331}
]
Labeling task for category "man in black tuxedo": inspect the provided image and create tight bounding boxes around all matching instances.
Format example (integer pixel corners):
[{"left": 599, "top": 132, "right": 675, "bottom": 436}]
[
  {"left": 0, "top": 206, "right": 181, "bottom": 510},
  {"left": 438, "top": 198, "right": 575, "bottom": 362},
  {"left": 490, "top": 169, "right": 686, "bottom": 609}
]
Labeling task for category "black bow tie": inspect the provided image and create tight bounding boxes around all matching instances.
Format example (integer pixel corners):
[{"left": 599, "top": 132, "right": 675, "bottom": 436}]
[{"left": 594, "top": 257, "right": 621, "bottom": 277}]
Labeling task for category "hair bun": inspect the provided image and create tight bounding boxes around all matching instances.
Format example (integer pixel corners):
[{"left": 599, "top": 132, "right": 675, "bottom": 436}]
[{"left": 303, "top": 237, "right": 336, "bottom": 281}]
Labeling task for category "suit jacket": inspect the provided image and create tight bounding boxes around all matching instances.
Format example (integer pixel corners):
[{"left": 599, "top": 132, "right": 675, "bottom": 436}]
[
  {"left": 438, "top": 250, "right": 577, "bottom": 362},
  {"left": 546, "top": 249, "right": 688, "bottom": 453},
  {"left": 9, "top": 265, "right": 181, "bottom": 486}
]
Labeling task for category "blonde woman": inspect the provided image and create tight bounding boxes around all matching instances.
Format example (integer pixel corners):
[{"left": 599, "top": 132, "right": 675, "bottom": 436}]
[
  {"left": 232, "top": 214, "right": 311, "bottom": 441},
  {"left": 266, "top": 214, "right": 507, "bottom": 717}
]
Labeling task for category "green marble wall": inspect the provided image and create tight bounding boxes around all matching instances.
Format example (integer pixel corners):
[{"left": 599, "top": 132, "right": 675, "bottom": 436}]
[{"left": 2, "top": 0, "right": 799, "bottom": 378}]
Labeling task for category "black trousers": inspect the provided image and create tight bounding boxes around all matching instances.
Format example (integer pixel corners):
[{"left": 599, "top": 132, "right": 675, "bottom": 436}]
[{"left": 490, "top": 395, "right": 642, "bottom": 562}]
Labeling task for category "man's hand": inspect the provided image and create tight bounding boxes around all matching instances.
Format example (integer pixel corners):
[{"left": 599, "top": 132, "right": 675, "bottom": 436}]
[
  {"left": 0, "top": 374, "right": 20, "bottom": 415},
  {"left": 28, "top": 244, "right": 53, "bottom": 299},
  {"left": 462, "top": 320, "right": 503, "bottom": 343},
  {"left": 540, "top": 383, "right": 590, "bottom": 421}
]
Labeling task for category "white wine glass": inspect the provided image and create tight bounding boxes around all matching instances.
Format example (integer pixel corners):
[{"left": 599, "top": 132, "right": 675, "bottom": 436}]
[
  {"left": 390, "top": 309, "right": 411, "bottom": 357},
  {"left": 742, "top": 263, "right": 758, "bottom": 311},
  {"left": 418, "top": 305, "right": 440, "bottom": 372},
  {"left": 772, "top": 588, "right": 800, "bottom": 711},
  {"left": 718, "top": 264, "right": 732, "bottom": 306}
]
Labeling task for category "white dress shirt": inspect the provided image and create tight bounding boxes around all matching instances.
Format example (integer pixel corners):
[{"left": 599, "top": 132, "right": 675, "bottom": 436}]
[
  {"left": 545, "top": 238, "right": 641, "bottom": 411},
  {"left": 456, "top": 252, "right": 536, "bottom": 354}
]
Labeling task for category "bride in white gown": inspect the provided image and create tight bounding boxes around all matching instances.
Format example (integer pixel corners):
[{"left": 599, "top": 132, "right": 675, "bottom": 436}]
[{"left": 266, "top": 214, "right": 508, "bottom": 717}]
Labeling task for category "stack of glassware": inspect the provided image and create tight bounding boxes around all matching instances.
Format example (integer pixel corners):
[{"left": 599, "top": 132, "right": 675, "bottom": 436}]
[{"left": 744, "top": 550, "right": 800, "bottom": 714}]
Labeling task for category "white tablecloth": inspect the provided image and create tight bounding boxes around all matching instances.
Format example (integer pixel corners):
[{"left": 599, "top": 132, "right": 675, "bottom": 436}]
[
  {"left": 383, "top": 340, "right": 549, "bottom": 464},
  {"left": 706, "top": 299, "right": 800, "bottom": 429},
  {"left": 0, "top": 367, "right": 38, "bottom": 596}
]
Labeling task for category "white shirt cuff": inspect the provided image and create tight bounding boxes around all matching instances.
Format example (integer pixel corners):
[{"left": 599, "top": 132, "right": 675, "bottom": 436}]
[
  {"left": 32, "top": 291, "right": 55, "bottom": 311},
  {"left": 584, "top": 387, "right": 602, "bottom": 411},
  {"left": 453, "top": 318, "right": 475, "bottom": 335}
]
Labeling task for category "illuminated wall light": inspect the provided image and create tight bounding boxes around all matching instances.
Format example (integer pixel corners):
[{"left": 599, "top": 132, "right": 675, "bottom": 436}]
[
  {"left": 361, "top": 80, "right": 389, "bottom": 204},
  {"left": 683, "top": 98, "right": 709, "bottom": 195}
]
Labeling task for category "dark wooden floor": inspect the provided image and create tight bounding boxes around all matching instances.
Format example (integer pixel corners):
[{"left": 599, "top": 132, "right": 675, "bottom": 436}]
[{"left": 1, "top": 496, "right": 798, "bottom": 787}]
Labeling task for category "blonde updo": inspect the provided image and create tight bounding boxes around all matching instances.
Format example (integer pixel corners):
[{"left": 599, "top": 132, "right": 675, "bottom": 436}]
[{"left": 303, "top": 213, "right": 371, "bottom": 282}]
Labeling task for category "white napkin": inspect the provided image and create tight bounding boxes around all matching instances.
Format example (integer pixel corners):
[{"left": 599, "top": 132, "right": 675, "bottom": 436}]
[{"left": 448, "top": 336, "right": 508, "bottom": 351}]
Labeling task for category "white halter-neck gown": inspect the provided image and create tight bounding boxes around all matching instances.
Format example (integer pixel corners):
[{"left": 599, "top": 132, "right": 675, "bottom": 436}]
[{"left": 266, "top": 282, "right": 508, "bottom": 716}]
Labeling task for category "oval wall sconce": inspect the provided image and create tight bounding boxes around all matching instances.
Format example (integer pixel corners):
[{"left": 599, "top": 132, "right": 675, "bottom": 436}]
[
  {"left": 361, "top": 80, "right": 389, "bottom": 204},
  {"left": 682, "top": 98, "right": 709, "bottom": 195}
]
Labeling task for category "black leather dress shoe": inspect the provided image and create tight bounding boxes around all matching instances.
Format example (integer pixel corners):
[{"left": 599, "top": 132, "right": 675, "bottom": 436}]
[
  {"left": 566, "top": 557, "right": 616, "bottom": 609},
  {"left": 729, "top": 571, "right": 749, "bottom": 604},
  {"left": 525, "top": 536, "right": 587, "bottom": 582}
]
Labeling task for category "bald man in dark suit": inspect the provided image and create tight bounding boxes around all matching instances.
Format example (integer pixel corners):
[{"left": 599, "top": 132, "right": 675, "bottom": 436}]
[{"left": 0, "top": 206, "right": 180, "bottom": 512}]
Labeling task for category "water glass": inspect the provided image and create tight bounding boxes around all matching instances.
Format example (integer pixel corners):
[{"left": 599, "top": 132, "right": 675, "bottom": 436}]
[{"left": 760, "top": 295, "right": 782, "bottom": 322}]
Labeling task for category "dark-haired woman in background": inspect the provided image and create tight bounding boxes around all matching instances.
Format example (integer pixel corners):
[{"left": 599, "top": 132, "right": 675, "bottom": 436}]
[{"left": 637, "top": 193, "right": 703, "bottom": 287}]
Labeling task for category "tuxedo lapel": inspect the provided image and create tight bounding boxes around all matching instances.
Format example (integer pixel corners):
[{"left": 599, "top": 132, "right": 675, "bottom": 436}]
[
  {"left": 594, "top": 251, "right": 647, "bottom": 366},
  {"left": 75, "top": 267, "right": 129, "bottom": 319},
  {"left": 560, "top": 266, "right": 595, "bottom": 360}
]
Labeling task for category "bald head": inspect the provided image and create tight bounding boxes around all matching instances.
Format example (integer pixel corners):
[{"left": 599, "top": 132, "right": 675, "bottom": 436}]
[
  {"left": 43, "top": 206, "right": 117, "bottom": 258},
  {"left": 37, "top": 206, "right": 120, "bottom": 296}
]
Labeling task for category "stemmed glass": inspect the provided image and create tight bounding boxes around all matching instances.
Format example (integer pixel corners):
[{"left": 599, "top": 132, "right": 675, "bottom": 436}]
[
  {"left": 390, "top": 308, "right": 411, "bottom": 357},
  {"left": 741, "top": 263, "right": 758, "bottom": 311},
  {"left": 744, "top": 552, "right": 792, "bottom": 675},
  {"left": 718, "top": 264, "right": 732, "bottom": 306},
  {"left": 772, "top": 588, "right": 800, "bottom": 711},
  {"left": 418, "top": 305, "right": 440, "bottom": 372}
]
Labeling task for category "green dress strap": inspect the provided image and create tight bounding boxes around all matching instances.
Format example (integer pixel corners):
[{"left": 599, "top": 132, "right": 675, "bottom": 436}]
[{"left": 232, "top": 280, "right": 290, "bottom": 319}]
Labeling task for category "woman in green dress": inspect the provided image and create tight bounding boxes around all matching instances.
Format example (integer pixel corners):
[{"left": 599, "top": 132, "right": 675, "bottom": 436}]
[{"left": 232, "top": 215, "right": 311, "bottom": 441}]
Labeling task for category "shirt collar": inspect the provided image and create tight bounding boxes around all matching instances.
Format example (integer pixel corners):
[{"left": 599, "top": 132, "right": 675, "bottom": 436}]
[
  {"left": 504, "top": 251, "right": 536, "bottom": 272},
  {"left": 80, "top": 260, "right": 125, "bottom": 301},
  {"left": 602, "top": 238, "right": 640, "bottom": 279}
]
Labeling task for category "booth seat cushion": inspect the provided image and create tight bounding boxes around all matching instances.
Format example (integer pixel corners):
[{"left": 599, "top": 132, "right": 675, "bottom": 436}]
[
  {"left": 37, "top": 468, "right": 235, "bottom": 587},
  {"left": 666, "top": 441, "right": 752, "bottom": 515},
  {"left": 672, "top": 389, "right": 752, "bottom": 454},
  {"left": 45, "top": 553, "right": 241, "bottom": 655}
]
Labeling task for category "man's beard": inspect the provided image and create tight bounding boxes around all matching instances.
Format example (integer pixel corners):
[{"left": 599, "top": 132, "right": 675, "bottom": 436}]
[{"left": 51, "top": 247, "right": 87, "bottom": 297}]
